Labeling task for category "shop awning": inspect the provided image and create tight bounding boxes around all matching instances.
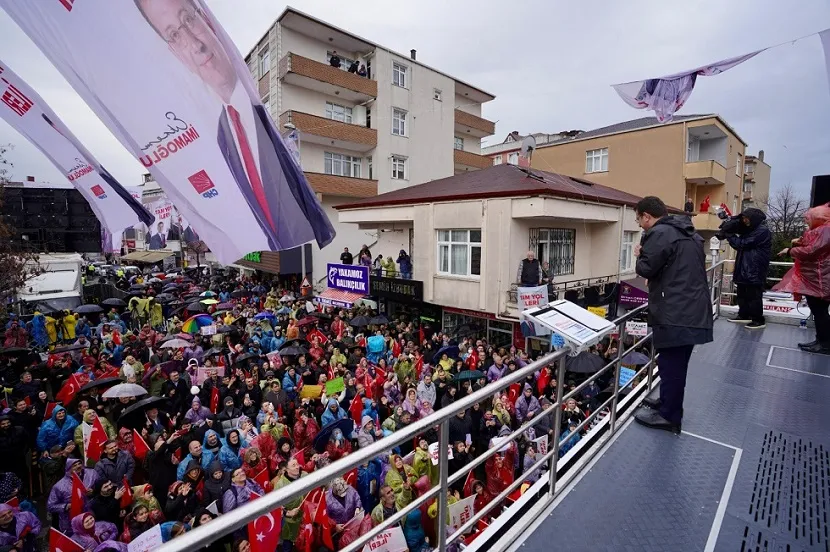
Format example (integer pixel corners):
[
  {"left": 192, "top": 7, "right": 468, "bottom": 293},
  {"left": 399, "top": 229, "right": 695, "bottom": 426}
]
[
  {"left": 121, "top": 250, "right": 174, "bottom": 263},
  {"left": 314, "top": 288, "right": 364, "bottom": 308}
]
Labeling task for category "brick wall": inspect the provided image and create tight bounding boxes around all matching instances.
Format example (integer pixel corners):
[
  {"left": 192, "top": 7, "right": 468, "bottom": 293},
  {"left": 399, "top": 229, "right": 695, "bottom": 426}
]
[{"left": 278, "top": 53, "right": 377, "bottom": 98}]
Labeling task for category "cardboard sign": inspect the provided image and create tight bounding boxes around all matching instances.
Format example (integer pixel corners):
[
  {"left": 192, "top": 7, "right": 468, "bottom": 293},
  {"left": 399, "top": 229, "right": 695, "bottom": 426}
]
[
  {"left": 532, "top": 434, "right": 549, "bottom": 456},
  {"left": 619, "top": 367, "right": 637, "bottom": 388},
  {"left": 325, "top": 377, "right": 345, "bottom": 396},
  {"left": 200, "top": 325, "right": 217, "bottom": 336},
  {"left": 428, "top": 442, "right": 454, "bottom": 466},
  {"left": 265, "top": 350, "right": 282, "bottom": 368},
  {"left": 193, "top": 366, "right": 225, "bottom": 385},
  {"left": 362, "top": 526, "right": 407, "bottom": 552},
  {"left": 587, "top": 306, "right": 608, "bottom": 318},
  {"left": 449, "top": 494, "right": 477, "bottom": 533},
  {"left": 128, "top": 523, "right": 162, "bottom": 552},
  {"left": 625, "top": 321, "right": 648, "bottom": 337},
  {"left": 299, "top": 385, "right": 323, "bottom": 399}
]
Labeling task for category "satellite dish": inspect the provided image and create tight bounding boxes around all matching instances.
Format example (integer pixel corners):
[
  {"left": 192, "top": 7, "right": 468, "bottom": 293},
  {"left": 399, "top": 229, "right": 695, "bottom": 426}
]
[{"left": 520, "top": 135, "right": 536, "bottom": 161}]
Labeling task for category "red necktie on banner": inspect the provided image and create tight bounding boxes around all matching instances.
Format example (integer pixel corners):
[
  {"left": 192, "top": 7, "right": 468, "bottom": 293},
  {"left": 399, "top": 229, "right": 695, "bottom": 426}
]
[
  {"left": 227, "top": 105, "right": 275, "bottom": 231},
  {"left": 70, "top": 472, "right": 86, "bottom": 518},
  {"left": 210, "top": 387, "right": 220, "bottom": 414}
]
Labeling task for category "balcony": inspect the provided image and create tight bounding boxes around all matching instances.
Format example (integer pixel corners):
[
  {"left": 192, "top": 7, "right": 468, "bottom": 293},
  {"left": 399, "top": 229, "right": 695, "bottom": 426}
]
[
  {"left": 454, "top": 108, "right": 496, "bottom": 138},
  {"left": 743, "top": 189, "right": 753, "bottom": 200},
  {"left": 685, "top": 160, "right": 727, "bottom": 185},
  {"left": 278, "top": 52, "right": 377, "bottom": 102},
  {"left": 280, "top": 110, "right": 376, "bottom": 153},
  {"left": 453, "top": 149, "right": 492, "bottom": 171},
  {"left": 692, "top": 212, "right": 724, "bottom": 232},
  {"left": 304, "top": 172, "right": 377, "bottom": 199}
]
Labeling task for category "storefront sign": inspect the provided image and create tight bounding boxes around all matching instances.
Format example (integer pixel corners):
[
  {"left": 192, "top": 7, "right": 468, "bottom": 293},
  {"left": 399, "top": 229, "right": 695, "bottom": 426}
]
[
  {"left": 619, "top": 281, "right": 648, "bottom": 307},
  {"left": 369, "top": 276, "right": 423, "bottom": 302},
  {"left": 243, "top": 252, "right": 261, "bottom": 263},
  {"left": 327, "top": 263, "right": 369, "bottom": 294}
]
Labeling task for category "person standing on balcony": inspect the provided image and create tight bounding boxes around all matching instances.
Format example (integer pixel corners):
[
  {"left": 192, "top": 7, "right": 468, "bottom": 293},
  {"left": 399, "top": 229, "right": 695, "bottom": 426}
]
[
  {"left": 722, "top": 208, "right": 772, "bottom": 329},
  {"left": 517, "top": 251, "right": 542, "bottom": 287},
  {"left": 329, "top": 51, "right": 341, "bottom": 68},
  {"left": 632, "top": 196, "right": 713, "bottom": 434},
  {"left": 340, "top": 247, "right": 354, "bottom": 265}
]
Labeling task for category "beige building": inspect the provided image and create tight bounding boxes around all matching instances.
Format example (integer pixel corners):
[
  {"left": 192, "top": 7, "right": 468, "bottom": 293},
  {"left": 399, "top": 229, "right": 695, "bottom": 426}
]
[
  {"left": 528, "top": 114, "right": 765, "bottom": 233},
  {"left": 243, "top": 7, "right": 495, "bottom": 285},
  {"left": 742, "top": 151, "right": 771, "bottom": 210},
  {"left": 336, "top": 164, "right": 644, "bottom": 348}
]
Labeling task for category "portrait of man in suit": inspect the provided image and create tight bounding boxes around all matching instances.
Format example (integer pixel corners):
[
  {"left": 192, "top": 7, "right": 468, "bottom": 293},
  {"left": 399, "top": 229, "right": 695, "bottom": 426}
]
[
  {"left": 134, "top": 0, "right": 335, "bottom": 251},
  {"left": 148, "top": 221, "right": 167, "bottom": 250}
]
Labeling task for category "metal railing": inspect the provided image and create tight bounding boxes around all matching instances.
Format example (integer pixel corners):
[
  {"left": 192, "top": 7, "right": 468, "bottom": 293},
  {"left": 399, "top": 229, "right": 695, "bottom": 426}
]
[
  {"left": 717, "top": 259, "right": 794, "bottom": 300},
  {"left": 161, "top": 261, "right": 726, "bottom": 552},
  {"left": 506, "top": 273, "right": 618, "bottom": 304}
]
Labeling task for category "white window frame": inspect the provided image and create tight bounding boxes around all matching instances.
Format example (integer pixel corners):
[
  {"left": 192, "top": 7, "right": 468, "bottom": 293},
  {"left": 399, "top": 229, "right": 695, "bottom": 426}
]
[
  {"left": 433, "top": 88, "right": 442, "bottom": 101},
  {"left": 324, "top": 152, "right": 362, "bottom": 178},
  {"left": 392, "top": 108, "right": 407, "bottom": 136},
  {"left": 258, "top": 46, "right": 270, "bottom": 77},
  {"left": 620, "top": 231, "right": 637, "bottom": 272},
  {"left": 493, "top": 155, "right": 503, "bottom": 166},
  {"left": 325, "top": 102, "right": 353, "bottom": 124},
  {"left": 743, "top": 181, "right": 753, "bottom": 193},
  {"left": 391, "top": 155, "right": 407, "bottom": 180},
  {"left": 736, "top": 153, "right": 742, "bottom": 176},
  {"left": 508, "top": 152, "right": 519, "bottom": 165},
  {"left": 392, "top": 62, "right": 408, "bottom": 88},
  {"left": 585, "top": 148, "right": 608, "bottom": 173},
  {"left": 454, "top": 136, "right": 464, "bottom": 151},
  {"left": 327, "top": 51, "right": 356, "bottom": 73},
  {"left": 261, "top": 95, "right": 270, "bottom": 113},
  {"left": 437, "top": 229, "right": 482, "bottom": 278}
]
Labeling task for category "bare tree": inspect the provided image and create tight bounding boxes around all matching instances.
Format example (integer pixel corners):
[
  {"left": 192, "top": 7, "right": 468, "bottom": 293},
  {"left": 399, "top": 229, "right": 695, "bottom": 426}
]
[
  {"left": 760, "top": 184, "right": 808, "bottom": 240},
  {"left": 0, "top": 144, "right": 41, "bottom": 317}
]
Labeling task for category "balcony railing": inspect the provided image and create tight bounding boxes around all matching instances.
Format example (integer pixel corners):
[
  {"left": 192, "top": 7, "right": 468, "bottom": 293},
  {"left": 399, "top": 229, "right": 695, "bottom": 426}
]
[
  {"left": 685, "top": 160, "right": 727, "bottom": 185},
  {"left": 454, "top": 148, "right": 492, "bottom": 170},
  {"left": 454, "top": 108, "right": 496, "bottom": 137},
  {"left": 278, "top": 52, "right": 377, "bottom": 100},
  {"left": 303, "top": 172, "right": 377, "bottom": 198},
  {"left": 160, "top": 261, "right": 725, "bottom": 552},
  {"left": 507, "top": 273, "right": 618, "bottom": 304},
  {"left": 279, "top": 110, "right": 377, "bottom": 151}
]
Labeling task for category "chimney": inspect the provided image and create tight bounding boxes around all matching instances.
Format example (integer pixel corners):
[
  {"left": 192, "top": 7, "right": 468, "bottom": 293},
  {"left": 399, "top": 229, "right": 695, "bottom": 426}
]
[
  {"left": 410, "top": 49, "right": 416, "bottom": 60},
  {"left": 758, "top": 150, "right": 764, "bottom": 162},
  {"left": 26, "top": 176, "right": 35, "bottom": 182}
]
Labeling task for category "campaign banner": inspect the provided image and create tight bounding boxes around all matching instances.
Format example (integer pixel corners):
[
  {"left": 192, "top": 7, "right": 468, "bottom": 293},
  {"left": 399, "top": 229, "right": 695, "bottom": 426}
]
[
  {"left": 139, "top": 196, "right": 203, "bottom": 249},
  {"left": 327, "top": 263, "right": 369, "bottom": 294},
  {"left": 0, "top": 58, "right": 152, "bottom": 236},
  {"left": 517, "top": 285, "right": 551, "bottom": 336},
  {"left": 449, "top": 494, "right": 477, "bottom": 533},
  {"left": 625, "top": 321, "right": 648, "bottom": 337},
  {"left": 361, "top": 526, "right": 407, "bottom": 552},
  {"left": 532, "top": 434, "right": 549, "bottom": 456},
  {"left": 1, "top": 0, "right": 335, "bottom": 265}
]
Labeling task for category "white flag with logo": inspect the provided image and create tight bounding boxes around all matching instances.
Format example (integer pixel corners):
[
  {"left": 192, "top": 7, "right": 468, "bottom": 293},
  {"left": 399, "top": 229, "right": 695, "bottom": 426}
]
[
  {"left": 449, "top": 494, "right": 477, "bottom": 533},
  {"left": 518, "top": 285, "right": 551, "bottom": 336},
  {"left": 0, "top": 59, "right": 152, "bottom": 236},
  {"left": 1, "top": 0, "right": 335, "bottom": 264}
]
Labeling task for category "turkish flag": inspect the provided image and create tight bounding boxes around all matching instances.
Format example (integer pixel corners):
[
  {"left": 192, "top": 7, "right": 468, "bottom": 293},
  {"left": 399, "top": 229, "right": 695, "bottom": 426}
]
[
  {"left": 70, "top": 472, "right": 86, "bottom": 519},
  {"left": 98, "top": 366, "right": 119, "bottom": 379},
  {"left": 43, "top": 402, "right": 58, "bottom": 421},
  {"left": 49, "top": 528, "right": 84, "bottom": 552},
  {"left": 4, "top": 497, "right": 19, "bottom": 508},
  {"left": 253, "top": 468, "right": 270, "bottom": 492},
  {"left": 419, "top": 326, "right": 425, "bottom": 344},
  {"left": 414, "top": 357, "right": 424, "bottom": 380},
  {"left": 314, "top": 492, "right": 335, "bottom": 549},
  {"left": 466, "top": 354, "right": 478, "bottom": 371},
  {"left": 537, "top": 367, "right": 551, "bottom": 396},
  {"left": 391, "top": 339, "right": 401, "bottom": 358},
  {"left": 247, "top": 492, "right": 282, "bottom": 552},
  {"left": 84, "top": 416, "right": 107, "bottom": 462},
  {"left": 23, "top": 396, "right": 31, "bottom": 407},
  {"left": 349, "top": 394, "right": 363, "bottom": 425},
  {"left": 343, "top": 468, "right": 358, "bottom": 488},
  {"left": 55, "top": 374, "right": 82, "bottom": 404},
  {"left": 463, "top": 470, "right": 475, "bottom": 497},
  {"left": 210, "top": 387, "right": 220, "bottom": 414},
  {"left": 507, "top": 383, "right": 522, "bottom": 406},
  {"left": 133, "top": 429, "right": 150, "bottom": 461},
  {"left": 120, "top": 477, "right": 133, "bottom": 509},
  {"left": 305, "top": 329, "right": 328, "bottom": 345}
]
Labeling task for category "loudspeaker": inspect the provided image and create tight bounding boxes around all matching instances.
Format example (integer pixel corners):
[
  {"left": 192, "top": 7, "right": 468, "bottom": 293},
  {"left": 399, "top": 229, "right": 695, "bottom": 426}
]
[{"left": 811, "top": 175, "right": 830, "bottom": 207}]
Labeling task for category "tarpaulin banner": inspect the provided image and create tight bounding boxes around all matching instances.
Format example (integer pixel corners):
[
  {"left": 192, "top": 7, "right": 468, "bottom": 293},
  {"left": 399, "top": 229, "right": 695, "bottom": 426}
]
[
  {"left": 0, "top": 58, "right": 152, "bottom": 235},
  {"left": 0, "top": 0, "right": 335, "bottom": 264},
  {"left": 140, "top": 197, "right": 200, "bottom": 249},
  {"left": 517, "top": 285, "right": 551, "bottom": 336}
]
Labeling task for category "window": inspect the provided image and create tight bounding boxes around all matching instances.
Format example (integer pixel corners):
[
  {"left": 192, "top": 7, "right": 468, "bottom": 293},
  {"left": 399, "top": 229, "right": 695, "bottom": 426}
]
[
  {"left": 261, "top": 95, "right": 270, "bottom": 113},
  {"left": 437, "top": 229, "right": 482, "bottom": 277},
  {"left": 433, "top": 88, "right": 442, "bottom": 101},
  {"left": 585, "top": 148, "right": 608, "bottom": 173},
  {"left": 258, "top": 47, "right": 270, "bottom": 77},
  {"left": 530, "top": 228, "right": 575, "bottom": 276},
  {"left": 736, "top": 153, "right": 742, "bottom": 176},
  {"left": 508, "top": 152, "right": 519, "bottom": 165},
  {"left": 493, "top": 155, "right": 503, "bottom": 166},
  {"left": 366, "top": 108, "right": 371, "bottom": 129},
  {"left": 324, "top": 152, "right": 361, "bottom": 178},
  {"left": 325, "top": 102, "right": 353, "bottom": 124},
  {"left": 454, "top": 136, "right": 464, "bottom": 151},
  {"left": 687, "top": 137, "right": 699, "bottom": 162},
  {"left": 391, "top": 155, "right": 407, "bottom": 180},
  {"left": 743, "top": 181, "right": 753, "bottom": 193},
  {"left": 368, "top": 156, "right": 373, "bottom": 180},
  {"left": 392, "top": 62, "right": 407, "bottom": 88},
  {"left": 744, "top": 163, "right": 752, "bottom": 174},
  {"left": 328, "top": 51, "right": 356, "bottom": 72},
  {"left": 392, "top": 108, "right": 407, "bottom": 136},
  {"left": 620, "top": 231, "right": 637, "bottom": 272}
]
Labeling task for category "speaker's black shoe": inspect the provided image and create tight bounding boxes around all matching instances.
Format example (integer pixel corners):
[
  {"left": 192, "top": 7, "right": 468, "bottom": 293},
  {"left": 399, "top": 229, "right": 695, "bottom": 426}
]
[
  {"left": 642, "top": 397, "right": 661, "bottom": 410},
  {"left": 634, "top": 409, "right": 681, "bottom": 435}
]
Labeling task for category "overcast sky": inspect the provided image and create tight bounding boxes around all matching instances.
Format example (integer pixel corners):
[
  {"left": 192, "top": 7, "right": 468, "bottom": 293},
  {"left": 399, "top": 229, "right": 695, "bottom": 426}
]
[{"left": 1, "top": 0, "right": 828, "bottom": 198}]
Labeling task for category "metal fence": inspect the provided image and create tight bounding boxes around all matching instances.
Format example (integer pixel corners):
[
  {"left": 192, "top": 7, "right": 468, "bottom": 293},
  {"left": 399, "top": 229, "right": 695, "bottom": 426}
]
[{"left": 160, "top": 261, "right": 726, "bottom": 552}]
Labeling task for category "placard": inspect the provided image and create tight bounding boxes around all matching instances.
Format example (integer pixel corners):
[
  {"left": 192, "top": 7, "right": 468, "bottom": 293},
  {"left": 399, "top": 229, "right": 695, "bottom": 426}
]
[
  {"left": 619, "top": 367, "right": 636, "bottom": 388},
  {"left": 587, "top": 306, "right": 608, "bottom": 318},
  {"left": 428, "top": 442, "right": 454, "bottom": 466},
  {"left": 266, "top": 350, "right": 282, "bottom": 368},
  {"left": 517, "top": 285, "right": 551, "bottom": 336},
  {"left": 299, "top": 385, "right": 323, "bottom": 399},
  {"left": 128, "top": 523, "right": 162, "bottom": 552},
  {"left": 362, "top": 526, "right": 407, "bottom": 552},
  {"left": 325, "top": 377, "right": 345, "bottom": 396},
  {"left": 625, "top": 321, "right": 648, "bottom": 337},
  {"left": 532, "top": 434, "right": 549, "bottom": 456},
  {"left": 193, "top": 366, "right": 225, "bottom": 385},
  {"left": 449, "top": 494, "right": 477, "bottom": 533},
  {"left": 200, "top": 325, "right": 217, "bottom": 336}
]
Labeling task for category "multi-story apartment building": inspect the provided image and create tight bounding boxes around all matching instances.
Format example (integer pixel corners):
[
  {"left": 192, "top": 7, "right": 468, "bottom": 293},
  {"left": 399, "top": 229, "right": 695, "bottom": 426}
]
[
  {"left": 528, "top": 114, "right": 766, "bottom": 234},
  {"left": 742, "top": 151, "right": 771, "bottom": 210},
  {"left": 483, "top": 130, "right": 581, "bottom": 166},
  {"left": 244, "top": 7, "right": 495, "bottom": 285}
]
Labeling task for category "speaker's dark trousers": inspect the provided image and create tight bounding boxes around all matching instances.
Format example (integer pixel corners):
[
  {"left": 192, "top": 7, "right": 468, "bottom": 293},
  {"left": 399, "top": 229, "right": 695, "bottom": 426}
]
[
  {"left": 736, "top": 283, "right": 765, "bottom": 323},
  {"left": 658, "top": 344, "right": 695, "bottom": 425}
]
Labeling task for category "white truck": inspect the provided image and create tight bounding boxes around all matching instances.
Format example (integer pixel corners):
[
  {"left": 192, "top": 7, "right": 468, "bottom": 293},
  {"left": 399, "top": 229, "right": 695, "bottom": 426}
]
[{"left": 16, "top": 253, "right": 84, "bottom": 314}]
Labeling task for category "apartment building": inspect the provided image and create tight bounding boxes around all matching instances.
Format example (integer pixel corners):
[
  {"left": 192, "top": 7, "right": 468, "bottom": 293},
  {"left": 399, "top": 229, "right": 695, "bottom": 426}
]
[
  {"left": 529, "top": 114, "right": 765, "bottom": 233},
  {"left": 483, "top": 130, "right": 581, "bottom": 166},
  {"left": 335, "top": 164, "right": 644, "bottom": 350},
  {"left": 244, "top": 7, "right": 496, "bottom": 285},
  {"left": 742, "top": 151, "right": 771, "bottom": 210}
]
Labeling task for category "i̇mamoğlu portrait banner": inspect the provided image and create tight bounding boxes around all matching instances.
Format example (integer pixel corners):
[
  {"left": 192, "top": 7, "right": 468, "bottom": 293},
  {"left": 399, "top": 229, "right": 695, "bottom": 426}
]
[
  {"left": 0, "top": 0, "right": 335, "bottom": 264},
  {"left": 0, "top": 58, "right": 153, "bottom": 235}
]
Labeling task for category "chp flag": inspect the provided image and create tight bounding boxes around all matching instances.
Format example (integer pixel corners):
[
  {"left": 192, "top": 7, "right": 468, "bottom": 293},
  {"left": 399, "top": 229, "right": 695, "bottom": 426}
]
[
  {"left": 0, "top": 59, "right": 152, "bottom": 237},
  {"left": 449, "top": 493, "right": 477, "bottom": 534},
  {"left": 0, "top": 0, "right": 335, "bottom": 265}
]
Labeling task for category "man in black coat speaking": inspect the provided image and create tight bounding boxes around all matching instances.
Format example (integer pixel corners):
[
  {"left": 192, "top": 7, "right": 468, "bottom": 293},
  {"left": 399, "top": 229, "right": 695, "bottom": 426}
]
[
  {"left": 632, "top": 197, "right": 713, "bottom": 434},
  {"left": 720, "top": 208, "right": 772, "bottom": 329}
]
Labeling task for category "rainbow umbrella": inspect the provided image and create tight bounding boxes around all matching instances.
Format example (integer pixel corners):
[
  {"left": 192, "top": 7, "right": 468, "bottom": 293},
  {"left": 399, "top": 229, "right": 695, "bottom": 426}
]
[{"left": 182, "top": 314, "right": 213, "bottom": 334}]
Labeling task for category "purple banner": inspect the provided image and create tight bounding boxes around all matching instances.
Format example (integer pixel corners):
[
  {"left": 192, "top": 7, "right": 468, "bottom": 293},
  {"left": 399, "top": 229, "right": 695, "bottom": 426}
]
[
  {"left": 619, "top": 280, "right": 648, "bottom": 307},
  {"left": 326, "top": 263, "right": 369, "bottom": 294}
]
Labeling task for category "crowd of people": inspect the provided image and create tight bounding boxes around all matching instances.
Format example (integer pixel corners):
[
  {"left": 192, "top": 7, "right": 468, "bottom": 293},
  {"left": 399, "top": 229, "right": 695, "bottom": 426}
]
[
  {"left": 0, "top": 265, "right": 637, "bottom": 552},
  {"left": 338, "top": 244, "right": 413, "bottom": 280}
]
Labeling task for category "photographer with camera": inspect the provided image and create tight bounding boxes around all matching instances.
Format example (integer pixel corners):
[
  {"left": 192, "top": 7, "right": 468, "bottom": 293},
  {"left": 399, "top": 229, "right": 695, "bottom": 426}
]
[{"left": 718, "top": 208, "right": 772, "bottom": 329}]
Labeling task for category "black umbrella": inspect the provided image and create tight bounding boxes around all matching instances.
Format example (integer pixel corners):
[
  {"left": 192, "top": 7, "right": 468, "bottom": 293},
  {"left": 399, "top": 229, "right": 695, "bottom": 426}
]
[
  {"left": 75, "top": 304, "right": 104, "bottom": 314},
  {"left": 455, "top": 369, "right": 485, "bottom": 383},
  {"left": 51, "top": 343, "right": 87, "bottom": 353},
  {"left": 0, "top": 347, "right": 33, "bottom": 356},
  {"left": 130, "top": 283, "right": 147, "bottom": 290},
  {"left": 118, "top": 395, "right": 167, "bottom": 420},
  {"left": 369, "top": 315, "right": 389, "bottom": 326},
  {"left": 231, "top": 290, "right": 251, "bottom": 298},
  {"left": 349, "top": 315, "right": 370, "bottom": 328},
  {"left": 565, "top": 351, "right": 606, "bottom": 374},
  {"left": 234, "top": 352, "right": 260, "bottom": 364},
  {"left": 186, "top": 302, "right": 206, "bottom": 312},
  {"left": 313, "top": 418, "right": 355, "bottom": 452},
  {"left": 154, "top": 293, "right": 176, "bottom": 304},
  {"left": 432, "top": 345, "right": 460, "bottom": 365},
  {"left": 79, "top": 376, "right": 122, "bottom": 394},
  {"left": 280, "top": 345, "right": 308, "bottom": 357},
  {"left": 309, "top": 311, "right": 332, "bottom": 319},
  {"left": 204, "top": 347, "right": 225, "bottom": 357},
  {"left": 101, "top": 298, "right": 127, "bottom": 308}
]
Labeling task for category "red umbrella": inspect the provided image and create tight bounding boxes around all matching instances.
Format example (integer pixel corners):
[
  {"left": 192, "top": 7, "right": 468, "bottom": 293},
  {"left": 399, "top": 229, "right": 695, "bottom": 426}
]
[{"left": 296, "top": 317, "right": 317, "bottom": 327}]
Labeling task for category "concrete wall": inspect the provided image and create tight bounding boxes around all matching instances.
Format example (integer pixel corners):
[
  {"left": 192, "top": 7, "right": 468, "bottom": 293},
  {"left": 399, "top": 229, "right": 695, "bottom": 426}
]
[
  {"left": 752, "top": 159, "right": 772, "bottom": 206},
  {"left": 310, "top": 195, "right": 378, "bottom": 286}
]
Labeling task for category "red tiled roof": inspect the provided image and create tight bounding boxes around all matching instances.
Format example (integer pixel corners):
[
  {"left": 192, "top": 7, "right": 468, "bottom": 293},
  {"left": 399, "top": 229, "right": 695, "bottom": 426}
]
[{"left": 335, "top": 164, "right": 662, "bottom": 210}]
